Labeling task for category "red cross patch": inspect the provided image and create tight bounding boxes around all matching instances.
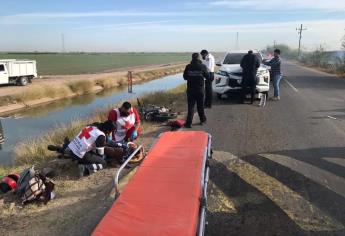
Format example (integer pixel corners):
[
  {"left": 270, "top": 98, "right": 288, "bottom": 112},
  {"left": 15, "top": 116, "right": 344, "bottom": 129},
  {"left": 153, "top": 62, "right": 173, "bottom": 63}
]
[
  {"left": 79, "top": 127, "right": 93, "bottom": 139},
  {"left": 122, "top": 121, "right": 132, "bottom": 129}
]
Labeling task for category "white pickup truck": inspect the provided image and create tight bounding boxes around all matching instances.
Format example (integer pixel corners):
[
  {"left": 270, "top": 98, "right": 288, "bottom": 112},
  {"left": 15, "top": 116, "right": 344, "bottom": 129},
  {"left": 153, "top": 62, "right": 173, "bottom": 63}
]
[{"left": 0, "top": 59, "right": 38, "bottom": 86}]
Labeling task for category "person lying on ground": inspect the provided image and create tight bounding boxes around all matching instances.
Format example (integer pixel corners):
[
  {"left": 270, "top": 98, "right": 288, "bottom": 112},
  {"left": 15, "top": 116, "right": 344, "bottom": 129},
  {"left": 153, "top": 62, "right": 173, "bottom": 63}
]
[
  {"left": 105, "top": 141, "right": 145, "bottom": 165},
  {"left": 108, "top": 101, "right": 141, "bottom": 142},
  {"left": 66, "top": 120, "right": 116, "bottom": 177}
]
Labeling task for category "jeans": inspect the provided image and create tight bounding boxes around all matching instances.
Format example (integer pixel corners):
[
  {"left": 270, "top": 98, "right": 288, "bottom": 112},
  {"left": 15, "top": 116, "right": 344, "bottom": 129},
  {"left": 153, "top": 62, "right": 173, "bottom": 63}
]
[
  {"left": 186, "top": 91, "right": 206, "bottom": 125},
  {"left": 273, "top": 74, "right": 282, "bottom": 97}
]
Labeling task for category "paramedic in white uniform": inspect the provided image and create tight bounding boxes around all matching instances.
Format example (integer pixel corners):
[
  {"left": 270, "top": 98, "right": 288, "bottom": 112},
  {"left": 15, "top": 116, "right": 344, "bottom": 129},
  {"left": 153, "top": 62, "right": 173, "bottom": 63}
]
[
  {"left": 68, "top": 120, "right": 116, "bottom": 176},
  {"left": 201, "top": 50, "right": 215, "bottom": 109}
]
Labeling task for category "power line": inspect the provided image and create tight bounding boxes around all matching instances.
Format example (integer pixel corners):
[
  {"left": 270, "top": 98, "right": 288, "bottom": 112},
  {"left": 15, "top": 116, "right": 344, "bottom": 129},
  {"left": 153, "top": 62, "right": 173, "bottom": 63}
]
[{"left": 296, "top": 24, "right": 307, "bottom": 57}]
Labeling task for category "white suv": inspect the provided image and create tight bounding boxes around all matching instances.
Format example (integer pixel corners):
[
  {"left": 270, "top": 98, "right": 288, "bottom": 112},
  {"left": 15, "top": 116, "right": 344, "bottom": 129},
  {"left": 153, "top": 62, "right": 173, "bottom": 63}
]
[{"left": 213, "top": 50, "right": 270, "bottom": 99}]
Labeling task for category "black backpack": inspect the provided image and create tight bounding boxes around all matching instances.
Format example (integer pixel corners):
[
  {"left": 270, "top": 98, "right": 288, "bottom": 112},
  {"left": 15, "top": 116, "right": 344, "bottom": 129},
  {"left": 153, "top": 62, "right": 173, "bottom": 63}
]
[{"left": 17, "top": 166, "right": 55, "bottom": 204}]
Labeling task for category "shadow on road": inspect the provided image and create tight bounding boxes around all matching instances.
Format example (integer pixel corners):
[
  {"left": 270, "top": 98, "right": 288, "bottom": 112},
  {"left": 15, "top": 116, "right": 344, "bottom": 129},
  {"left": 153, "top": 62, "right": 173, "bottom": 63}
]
[
  {"left": 207, "top": 148, "right": 345, "bottom": 236},
  {"left": 239, "top": 147, "right": 345, "bottom": 235},
  {"left": 207, "top": 159, "right": 306, "bottom": 236}
]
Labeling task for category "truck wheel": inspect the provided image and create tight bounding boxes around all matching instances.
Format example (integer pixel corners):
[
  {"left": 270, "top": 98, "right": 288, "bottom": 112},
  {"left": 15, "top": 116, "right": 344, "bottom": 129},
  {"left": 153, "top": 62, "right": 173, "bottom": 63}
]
[{"left": 18, "top": 77, "right": 29, "bottom": 86}]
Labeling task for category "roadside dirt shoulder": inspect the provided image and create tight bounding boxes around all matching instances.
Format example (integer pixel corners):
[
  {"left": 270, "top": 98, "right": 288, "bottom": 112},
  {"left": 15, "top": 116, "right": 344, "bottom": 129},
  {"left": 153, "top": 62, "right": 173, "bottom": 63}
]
[{"left": 0, "top": 62, "right": 186, "bottom": 97}]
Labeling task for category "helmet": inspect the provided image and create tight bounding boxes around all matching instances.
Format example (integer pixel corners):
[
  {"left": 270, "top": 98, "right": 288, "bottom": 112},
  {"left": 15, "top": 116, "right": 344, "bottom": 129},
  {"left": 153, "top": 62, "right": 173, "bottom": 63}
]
[{"left": 0, "top": 173, "right": 20, "bottom": 193}]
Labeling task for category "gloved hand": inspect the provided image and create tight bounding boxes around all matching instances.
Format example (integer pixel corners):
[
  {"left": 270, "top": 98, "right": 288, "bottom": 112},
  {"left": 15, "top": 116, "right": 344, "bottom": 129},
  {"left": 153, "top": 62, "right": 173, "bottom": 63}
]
[{"left": 130, "top": 130, "right": 138, "bottom": 141}]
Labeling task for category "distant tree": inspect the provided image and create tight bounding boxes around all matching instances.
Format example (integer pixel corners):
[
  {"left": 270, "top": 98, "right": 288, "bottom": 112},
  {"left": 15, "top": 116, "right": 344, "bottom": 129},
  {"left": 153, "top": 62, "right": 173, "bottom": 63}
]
[
  {"left": 342, "top": 34, "right": 345, "bottom": 50},
  {"left": 265, "top": 43, "right": 298, "bottom": 59},
  {"left": 309, "top": 45, "right": 326, "bottom": 66}
]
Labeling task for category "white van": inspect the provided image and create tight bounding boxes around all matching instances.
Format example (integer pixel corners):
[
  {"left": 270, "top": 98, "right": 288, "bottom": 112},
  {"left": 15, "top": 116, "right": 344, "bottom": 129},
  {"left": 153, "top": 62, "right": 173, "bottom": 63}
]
[{"left": 0, "top": 59, "right": 38, "bottom": 86}]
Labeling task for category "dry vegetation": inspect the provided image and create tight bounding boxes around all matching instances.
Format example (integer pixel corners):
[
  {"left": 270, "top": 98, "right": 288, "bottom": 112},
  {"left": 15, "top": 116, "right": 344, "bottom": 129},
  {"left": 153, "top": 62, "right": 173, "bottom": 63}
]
[{"left": 0, "top": 65, "right": 185, "bottom": 108}]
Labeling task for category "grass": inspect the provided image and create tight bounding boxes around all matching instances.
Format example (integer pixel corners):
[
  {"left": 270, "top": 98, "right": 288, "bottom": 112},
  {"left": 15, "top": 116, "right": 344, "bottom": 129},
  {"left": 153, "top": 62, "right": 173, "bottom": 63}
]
[
  {"left": 96, "top": 76, "right": 127, "bottom": 89},
  {"left": 68, "top": 80, "right": 94, "bottom": 95},
  {"left": 0, "top": 52, "right": 190, "bottom": 75},
  {"left": 140, "top": 84, "right": 187, "bottom": 113},
  {"left": 0, "top": 84, "right": 187, "bottom": 176},
  {"left": 0, "top": 65, "right": 185, "bottom": 107},
  {"left": 15, "top": 85, "right": 74, "bottom": 102}
]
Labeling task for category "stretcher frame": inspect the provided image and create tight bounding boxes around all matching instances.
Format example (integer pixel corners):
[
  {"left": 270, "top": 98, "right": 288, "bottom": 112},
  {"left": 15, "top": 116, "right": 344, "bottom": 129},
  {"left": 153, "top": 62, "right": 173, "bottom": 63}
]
[
  {"left": 198, "top": 134, "right": 212, "bottom": 236},
  {"left": 111, "top": 132, "right": 212, "bottom": 236},
  {"left": 114, "top": 145, "right": 143, "bottom": 197}
]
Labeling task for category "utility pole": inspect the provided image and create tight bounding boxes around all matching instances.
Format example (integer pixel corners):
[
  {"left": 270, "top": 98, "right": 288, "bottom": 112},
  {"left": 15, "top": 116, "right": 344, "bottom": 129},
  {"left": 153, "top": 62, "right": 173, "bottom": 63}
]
[
  {"left": 61, "top": 33, "right": 66, "bottom": 53},
  {"left": 296, "top": 24, "right": 307, "bottom": 57},
  {"left": 273, "top": 40, "right": 276, "bottom": 48},
  {"left": 236, "top": 32, "right": 239, "bottom": 50}
]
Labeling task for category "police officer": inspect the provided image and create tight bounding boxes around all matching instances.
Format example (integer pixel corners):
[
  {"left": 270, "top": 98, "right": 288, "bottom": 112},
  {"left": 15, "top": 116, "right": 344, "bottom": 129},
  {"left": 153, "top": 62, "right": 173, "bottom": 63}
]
[
  {"left": 240, "top": 50, "right": 260, "bottom": 104},
  {"left": 200, "top": 49, "right": 215, "bottom": 108},
  {"left": 183, "top": 53, "right": 209, "bottom": 128}
]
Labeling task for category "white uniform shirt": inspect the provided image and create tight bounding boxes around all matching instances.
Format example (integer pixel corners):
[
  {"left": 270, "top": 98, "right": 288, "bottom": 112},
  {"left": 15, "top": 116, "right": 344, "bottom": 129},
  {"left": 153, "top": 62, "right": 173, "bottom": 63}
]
[
  {"left": 68, "top": 126, "right": 105, "bottom": 158},
  {"left": 203, "top": 53, "right": 215, "bottom": 73},
  {"left": 113, "top": 108, "right": 137, "bottom": 141}
]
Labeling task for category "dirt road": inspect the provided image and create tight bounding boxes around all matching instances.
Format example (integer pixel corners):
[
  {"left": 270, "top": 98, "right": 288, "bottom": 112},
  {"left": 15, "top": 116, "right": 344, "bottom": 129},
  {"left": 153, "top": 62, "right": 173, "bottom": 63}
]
[{"left": 195, "top": 61, "right": 345, "bottom": 235}]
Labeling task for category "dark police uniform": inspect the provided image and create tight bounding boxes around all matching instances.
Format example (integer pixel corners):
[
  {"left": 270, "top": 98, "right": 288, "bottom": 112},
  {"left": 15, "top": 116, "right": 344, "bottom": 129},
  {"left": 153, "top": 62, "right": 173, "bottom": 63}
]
[
  {"left": 240, "top": 52, "right": 260, "bottom": 103},
  {"left": 183, "top": 59, "right": 210, "bottom": 126}
]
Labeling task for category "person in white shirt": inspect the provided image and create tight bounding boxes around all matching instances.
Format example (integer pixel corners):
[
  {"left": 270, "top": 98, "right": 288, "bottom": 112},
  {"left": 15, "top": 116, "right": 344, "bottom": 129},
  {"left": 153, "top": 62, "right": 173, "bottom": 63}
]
[
  {"left": 67, "top": 120, "right": 116, "bottom": 176},
  {"left": 201, "top": 50, "right": 215, "bottom": 108}
]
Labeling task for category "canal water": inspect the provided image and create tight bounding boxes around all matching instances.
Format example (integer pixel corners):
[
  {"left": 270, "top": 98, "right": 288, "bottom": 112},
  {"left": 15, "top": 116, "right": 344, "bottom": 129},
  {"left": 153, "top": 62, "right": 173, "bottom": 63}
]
[{"left": 0, "top": 73, "right": 184, "bottom": 165}]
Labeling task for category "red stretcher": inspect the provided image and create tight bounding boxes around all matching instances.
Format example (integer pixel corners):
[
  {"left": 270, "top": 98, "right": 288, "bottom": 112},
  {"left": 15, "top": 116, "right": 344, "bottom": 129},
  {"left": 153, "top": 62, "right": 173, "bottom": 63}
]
[{"left": 93, "top": 131, "right": 212, "bottom": 236}]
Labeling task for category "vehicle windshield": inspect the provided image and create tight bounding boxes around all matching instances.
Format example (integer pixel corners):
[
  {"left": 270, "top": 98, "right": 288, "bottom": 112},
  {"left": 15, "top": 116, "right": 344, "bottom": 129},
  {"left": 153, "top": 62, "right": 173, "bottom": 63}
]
[{"left": 223, "top": 53, "right": 262, "bottom": 64}]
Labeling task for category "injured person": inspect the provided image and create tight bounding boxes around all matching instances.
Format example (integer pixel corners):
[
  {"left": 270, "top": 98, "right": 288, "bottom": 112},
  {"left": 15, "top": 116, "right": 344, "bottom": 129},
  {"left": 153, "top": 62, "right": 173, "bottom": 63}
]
[{"left": 104, "top": 140, "right": 145, "bottom": 165}]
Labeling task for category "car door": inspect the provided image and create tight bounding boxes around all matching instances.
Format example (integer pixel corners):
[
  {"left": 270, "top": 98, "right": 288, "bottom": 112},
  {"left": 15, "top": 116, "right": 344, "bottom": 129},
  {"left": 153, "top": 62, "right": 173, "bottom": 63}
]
[{"left": 0, "top": 63, "right": 9, "bottom": 85}]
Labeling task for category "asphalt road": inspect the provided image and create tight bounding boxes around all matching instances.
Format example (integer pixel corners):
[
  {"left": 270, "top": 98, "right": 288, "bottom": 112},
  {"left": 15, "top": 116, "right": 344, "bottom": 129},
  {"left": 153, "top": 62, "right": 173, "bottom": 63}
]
[{"left": 195, "top": 61, "right": 345, "bottom": 236}]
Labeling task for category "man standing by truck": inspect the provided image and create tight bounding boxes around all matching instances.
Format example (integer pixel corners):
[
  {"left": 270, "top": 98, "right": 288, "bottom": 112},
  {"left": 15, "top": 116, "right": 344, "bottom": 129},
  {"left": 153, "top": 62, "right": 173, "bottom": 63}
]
[
  {"left": 240, "top": 50, "right": 260, "bottom": 104},
  {"left": 183, "top": 53, "right": 210, "bottom": 128},
  {"left": 263, "top": 49, "right": 282, "bottom": 101},
  {"left": 200, "top": 50, "right": 215, "bottom": 108}
]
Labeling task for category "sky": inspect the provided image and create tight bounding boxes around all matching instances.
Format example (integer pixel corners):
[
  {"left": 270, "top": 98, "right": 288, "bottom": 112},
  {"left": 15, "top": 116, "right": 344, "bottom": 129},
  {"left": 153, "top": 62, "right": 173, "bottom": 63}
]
[{"left": 0, "top": 0, "right": 344, "bottom": 52}]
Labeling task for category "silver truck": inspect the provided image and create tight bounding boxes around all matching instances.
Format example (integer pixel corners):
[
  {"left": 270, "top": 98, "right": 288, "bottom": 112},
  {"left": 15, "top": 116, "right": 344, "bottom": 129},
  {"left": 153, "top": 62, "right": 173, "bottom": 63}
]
[{"left": 0, "top": 59, "right": 38, "bottom": 86}]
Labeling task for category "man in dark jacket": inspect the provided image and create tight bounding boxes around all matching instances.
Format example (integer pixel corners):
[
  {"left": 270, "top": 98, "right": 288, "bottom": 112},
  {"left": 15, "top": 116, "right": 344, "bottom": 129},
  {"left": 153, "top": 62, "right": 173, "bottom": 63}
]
[
  {"left": 240, "top": 50, "right": 260, "bottom": 104},
  {"left": 183, "top": 53, "right": 210, "bottom": 128}
]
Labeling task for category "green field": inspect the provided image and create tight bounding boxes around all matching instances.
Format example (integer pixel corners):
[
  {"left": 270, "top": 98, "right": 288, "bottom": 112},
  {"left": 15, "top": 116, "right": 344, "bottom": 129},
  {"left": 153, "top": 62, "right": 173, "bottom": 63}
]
[{"left": 0, "top": 53, "right": 190, "bottom": 75}]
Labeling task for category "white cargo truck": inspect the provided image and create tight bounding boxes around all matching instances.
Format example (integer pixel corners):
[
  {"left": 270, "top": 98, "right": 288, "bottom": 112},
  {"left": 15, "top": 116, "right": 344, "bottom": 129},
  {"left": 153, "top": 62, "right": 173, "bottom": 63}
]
[{"left": 0, "top": 59, "right": 38, "bottom": 86}]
